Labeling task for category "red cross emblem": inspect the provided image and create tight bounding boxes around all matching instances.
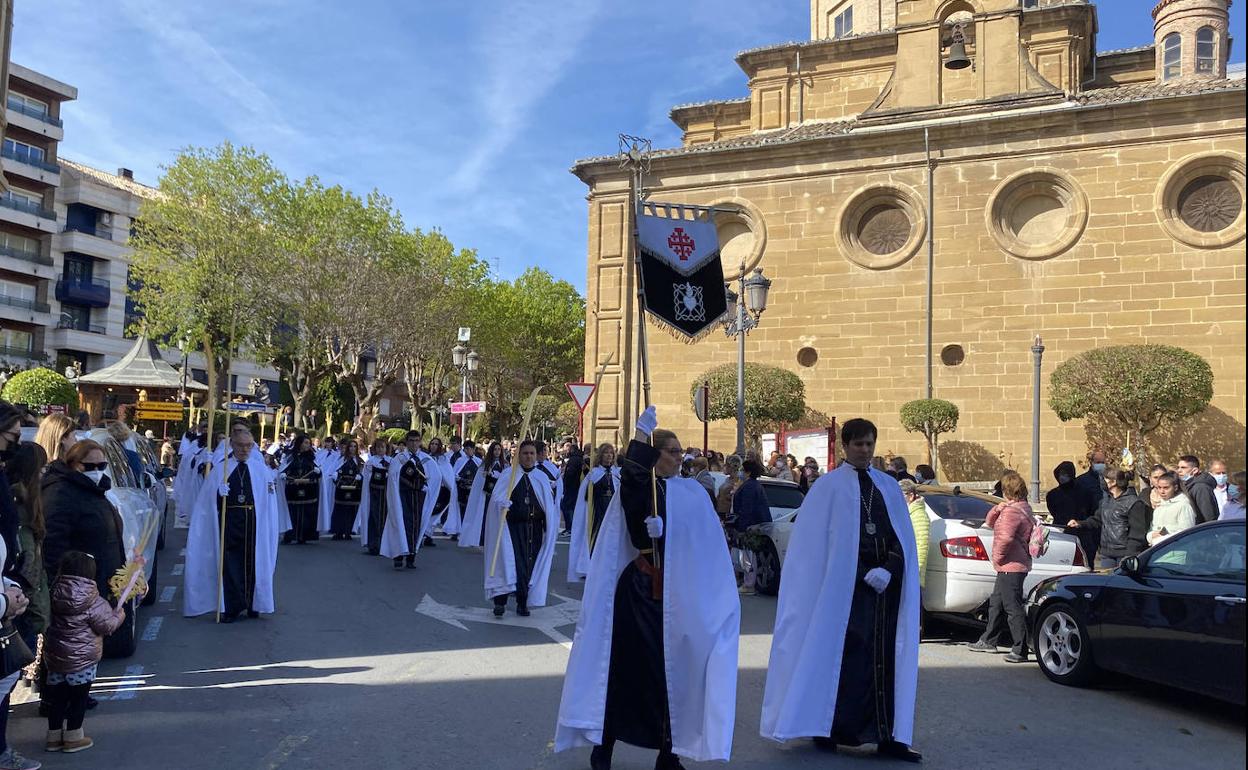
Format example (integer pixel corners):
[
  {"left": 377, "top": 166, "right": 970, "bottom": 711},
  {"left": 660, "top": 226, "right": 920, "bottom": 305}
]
[{"left": 667, "top": 227, "right": 695, "bottom": 261}]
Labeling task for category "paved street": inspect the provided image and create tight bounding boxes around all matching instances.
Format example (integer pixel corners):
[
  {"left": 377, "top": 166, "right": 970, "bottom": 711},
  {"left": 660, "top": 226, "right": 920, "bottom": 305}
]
[{"left": 9, "top": 524, "right": 1244, "bottom": 770}]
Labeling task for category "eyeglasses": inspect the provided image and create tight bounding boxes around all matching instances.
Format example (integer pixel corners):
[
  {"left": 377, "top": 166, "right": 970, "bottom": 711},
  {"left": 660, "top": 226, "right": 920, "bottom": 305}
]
[{"left": 81, "top": 461, "right": 109, "bottom": 471}]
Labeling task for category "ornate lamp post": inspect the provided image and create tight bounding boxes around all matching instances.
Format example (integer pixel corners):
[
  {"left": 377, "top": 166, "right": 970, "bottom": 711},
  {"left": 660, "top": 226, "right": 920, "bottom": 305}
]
[
  {"left": 1030, "top": 335, "right": 1045, "bottom": 504},
  {"left": 451, "top": 343, "right": 480, "bottom": 438},
  {"left": 722, "top": 263, "right": 772, "bottom": 454}
]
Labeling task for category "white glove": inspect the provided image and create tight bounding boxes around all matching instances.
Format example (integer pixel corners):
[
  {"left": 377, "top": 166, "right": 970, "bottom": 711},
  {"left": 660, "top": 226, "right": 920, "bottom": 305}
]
[
  {"left": 218, "top": 483, "right": 231, "bottom": 497},
  {"left": 354, "top": 474, "right": 362, "bottom": 481},
  {"left": 645, "top": 515, "right": 664, "bottom": 539},
  {"left": 863, "top": 567, "right": 891, "bottom": 594},
  {"left": 279, "top": 472, "right": 287, "bottom": 481},
  {"left": 499, "top": 500, "right": 513, "bottom": 512},
  {"left": 635, "top": 405, "right": 658, "bottom": 437},
  {"left": 330, "top": 472, "right": 339, "bottom": 482}
]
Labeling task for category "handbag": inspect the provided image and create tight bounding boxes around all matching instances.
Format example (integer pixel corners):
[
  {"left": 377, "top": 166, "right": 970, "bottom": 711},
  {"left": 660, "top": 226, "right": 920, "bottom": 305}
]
[{"left": 0, "top": 619, "right": 35, "bottom": 679}]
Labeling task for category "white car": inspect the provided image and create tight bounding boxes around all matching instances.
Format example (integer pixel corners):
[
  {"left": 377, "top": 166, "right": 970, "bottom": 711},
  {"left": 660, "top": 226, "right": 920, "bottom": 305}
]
[{"left": 750, "top": 484, "right": 1090, "bottom": 620}]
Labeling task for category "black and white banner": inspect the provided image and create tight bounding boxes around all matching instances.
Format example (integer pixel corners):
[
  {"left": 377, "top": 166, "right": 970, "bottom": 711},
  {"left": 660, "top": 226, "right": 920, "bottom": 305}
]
[{"left": 636, "top": 204, "right": 729, "bottom": 341}]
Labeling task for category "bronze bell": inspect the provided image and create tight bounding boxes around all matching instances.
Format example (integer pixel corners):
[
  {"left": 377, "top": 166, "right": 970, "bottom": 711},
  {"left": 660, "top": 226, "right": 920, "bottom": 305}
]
[{"left": 945, "top": 41, "right": 971, "bottom": 70}]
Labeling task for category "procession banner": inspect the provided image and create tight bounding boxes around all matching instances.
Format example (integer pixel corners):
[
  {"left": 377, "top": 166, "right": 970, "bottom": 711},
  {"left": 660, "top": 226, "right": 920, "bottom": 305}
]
[{"left": 635, "top": 203, "right": 729, "bottom": 342}]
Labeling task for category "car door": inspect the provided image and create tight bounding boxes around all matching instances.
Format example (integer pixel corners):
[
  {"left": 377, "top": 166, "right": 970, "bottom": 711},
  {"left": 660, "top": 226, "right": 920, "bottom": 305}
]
[{"left": 1094, "top": 524, "right": 1246, "bottom": 698}]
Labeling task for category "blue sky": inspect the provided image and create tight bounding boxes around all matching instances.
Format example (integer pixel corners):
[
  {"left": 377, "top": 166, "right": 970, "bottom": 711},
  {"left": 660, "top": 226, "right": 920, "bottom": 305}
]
[{"left": 14, "top": 0, "right": 1245, "bottom": 291}]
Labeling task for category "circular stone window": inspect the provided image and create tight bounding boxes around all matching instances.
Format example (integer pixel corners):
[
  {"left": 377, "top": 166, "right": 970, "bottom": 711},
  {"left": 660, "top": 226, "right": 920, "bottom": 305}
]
[
  {"left": 710, "top": 197, "right": 768, "bottom": 280},
  {"left": 796, "top": 346, "right": 819, "bottom": 367},
  {"left": 1157, "top": 153, "right": 1246, "bottom": 248},
  {"left": 837, "top": 184, "right": 927, "bottom": 269},
  {"left": 986, "top": 169, "right": 1088, "bottom": 260},
  {"left": 940, "top": 344, "right": 965, "bottom": 367}
]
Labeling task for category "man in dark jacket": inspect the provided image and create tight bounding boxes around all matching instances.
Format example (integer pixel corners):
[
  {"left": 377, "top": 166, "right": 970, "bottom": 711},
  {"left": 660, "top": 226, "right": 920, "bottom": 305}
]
[
  {"left": 1046, "top": 461, "right": 1098, "bottom": 564},
  {"left": 559, "top": 444, "right": 584, "bottom": 536},
  {"left": 1177, "top": 455, "right": 1219, "bottom": 524},
  {"left": 1074, "top": 449, "right": 1108, "bottom": 513},
  {"left": 1067, "top": 467, "right": 1149, "bottom": 568}
]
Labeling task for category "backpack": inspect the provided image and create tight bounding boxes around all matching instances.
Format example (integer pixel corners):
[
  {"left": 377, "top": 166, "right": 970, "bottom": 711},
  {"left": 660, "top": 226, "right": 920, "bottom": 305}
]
[{"left": 1028, "top": 515, "right": 1050, "bottom": 558}]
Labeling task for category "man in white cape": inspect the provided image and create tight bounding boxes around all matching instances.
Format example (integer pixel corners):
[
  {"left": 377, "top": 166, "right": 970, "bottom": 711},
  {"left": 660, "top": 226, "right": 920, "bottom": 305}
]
[
  {"left": 356, "top": 438, "right": 391, "bottom": 554},
  {"left": 555, "top": 407, "right": 739, "bottom": 769},
  {"left": 428, "top": 439, "right": 462, "bottom": 540},
  {"left": 483, "top": 440, "right": 559, "bottom": 617},
  {"left": 760, "top": 417, "right": 922, "bottom": 763},
  {"left": 183, "top": 428, "right": 280, "bottom": 622},
  {"left": 380, "top": 430, "right": 439, "bottom": 570},
  {"left": 566, "top": 444, "right": 620, "bottom": 583},
  {"left": 459, "top": 443, "right": 505, "bottom": 549}
]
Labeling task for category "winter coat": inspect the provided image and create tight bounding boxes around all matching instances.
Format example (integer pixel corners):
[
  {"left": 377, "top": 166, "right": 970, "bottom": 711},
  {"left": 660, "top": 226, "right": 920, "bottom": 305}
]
[
  {"left": 41, "top": 460, "right": 126, "bottom": 602},
  {"left": 908, "top": 497, "right": 930, "bottom": 588},
  {"left": 985, "top": 499, "right": 1035, "bottom": 573},
  {"left": 1148, "top": 493, "right": 1197, "bottom": 545},
  {"left": 731, "top": 478, "right": 772, "bottom": 532},
  {"left": 1081, "top": 488, "right": 1150, "bottom": 559},
  {"left": 1074, "top": 469, "right": 1106, "bottom": 513},
  {"left": 1183, "top": 471, "right": 1220, "bottom": 524},
  {"left": 44, "top": 575, "right": 124, "bottom": 674}
]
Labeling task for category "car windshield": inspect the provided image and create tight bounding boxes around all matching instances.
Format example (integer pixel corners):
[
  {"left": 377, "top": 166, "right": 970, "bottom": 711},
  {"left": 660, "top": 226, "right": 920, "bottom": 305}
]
[
  {"left": 763, "top": 483, "right": 805, "bottom": 510},
  {"left": 922, "top": 492, "right": 995, "bottom": 521}
]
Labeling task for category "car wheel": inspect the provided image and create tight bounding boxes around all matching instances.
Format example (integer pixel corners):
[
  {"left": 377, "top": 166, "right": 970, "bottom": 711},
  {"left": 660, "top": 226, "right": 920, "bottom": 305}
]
[
  {"left": 103, "top": 598, "right": 139, "bottom": 659},
  {"left": 141, "top": 551, "right": 159, "bottom": 607},
  {"left": 1034, "top": 603, "right": 1096, "bottom": 687},
  {"left": 753, "top": 541, "right": 782, "bottom": 596}
]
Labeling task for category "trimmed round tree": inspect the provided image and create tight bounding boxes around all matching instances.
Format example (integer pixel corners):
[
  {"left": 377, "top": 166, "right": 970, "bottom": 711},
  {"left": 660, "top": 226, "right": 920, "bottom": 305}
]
[
  {"left": 1049, "top": 344, "right": 1213, "bottom": 474},
  {"left": 691, "top": 363, "right": 806, "bottom": 450},
  {"left": 554, "top": 400, "right": 580, "bottom": 439},
  {"left": 0, "top": 368, "right": 79, "bottom": 411},
  {"left": 899, "top": 398, "right": 960, "bottom": 473}
]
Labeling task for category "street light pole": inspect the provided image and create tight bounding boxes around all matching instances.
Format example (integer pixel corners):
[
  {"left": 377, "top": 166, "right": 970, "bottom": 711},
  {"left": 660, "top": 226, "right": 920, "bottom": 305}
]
[
  {"left": 736, "top": 277, "right": 747, "bottom": 455},
  {"left": 723, "top": 261, "right": 771, "bottom": 456},
  {"left": 1030, "top": 335, "right": 1045, "bottom": 504}
]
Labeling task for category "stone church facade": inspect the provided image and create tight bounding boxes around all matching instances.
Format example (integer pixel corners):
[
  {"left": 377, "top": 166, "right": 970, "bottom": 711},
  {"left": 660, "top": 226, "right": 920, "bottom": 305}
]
[{"left": 573, "top": 0, "right": 1246, "bottom": 479}]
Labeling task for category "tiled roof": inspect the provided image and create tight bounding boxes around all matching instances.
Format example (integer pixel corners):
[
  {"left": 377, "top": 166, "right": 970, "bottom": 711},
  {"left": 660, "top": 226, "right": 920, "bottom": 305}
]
[
  {"left": 1073, "top": 77, "right": 1245, "bottom": 105},
  {"left": 76, "top": 336, "right": 207, "bottom": 390},
  {"left": 60, "top": 158, "right": 158, "bottom": 200},
  {"left": 669, "top": 96, "right": 750, "bottom": 114},
  {"left": 574, "top": 119, "right": 856, "bottom": 167}
]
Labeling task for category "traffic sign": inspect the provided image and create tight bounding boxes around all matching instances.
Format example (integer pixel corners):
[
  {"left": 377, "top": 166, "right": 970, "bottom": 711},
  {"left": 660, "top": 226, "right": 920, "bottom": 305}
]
[
  {"left": 450, "top": 401, "right": 487, "bottom": 415},
  {"left": 135, "top": 402, "right": 184, "bottom": 421},
  {"left": 693, "top": 383, "right": 710, "bottom": 422},
  {"left": 565, "top": 382, "right": 596, "bottom": 412}
]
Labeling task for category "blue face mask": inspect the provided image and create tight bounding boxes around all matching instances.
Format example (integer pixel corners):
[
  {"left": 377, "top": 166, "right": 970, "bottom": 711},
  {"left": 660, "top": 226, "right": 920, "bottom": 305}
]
[
  {"left": 1213, "top": 473, "right": 1227, "bottom": 486},
  {"left": 1228, "top": 484, "right": 1240, "bottom": 501},
  {"left": 1092, "top": 463, "right": 1107, "bottom": 474}
]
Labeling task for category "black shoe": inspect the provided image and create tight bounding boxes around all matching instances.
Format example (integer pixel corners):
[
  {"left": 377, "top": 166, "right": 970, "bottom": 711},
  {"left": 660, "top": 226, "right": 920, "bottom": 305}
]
[
  {"left": 590, "top": 743, "right": 613, "bottom": 770},
  {"left": 247, "top": 610, "right": 260, "bottom": 619},
  {"left": 219, "top": 614, "right": 235, "bottom": 624},
  {"left": 423, "top": 535, "right": 437, "bottom": 547},
  {"left": 405, "top": 559, "right": 417, "bottom": 569},
  {"left": 493, "top": 604, "right": 506, "bottom": 617},
  {"left": 655, "top": 750, "right": 685, "bottom": 770},
  {"left": 449, "top": 534, "right": 459, "bottom": 542},
  {"left": 368, "top": 548, "right": 380, "bottom": 556},
  {"left": 812, "top": 736, "right": 838, "bottom": 752},
  {"left": 517, "top": 606, "right": 531, "bottom": 617},
  {"left": 85, "top": 695, "right": 98, "bottom": 710},
  {"left": 878, "top": 741, "right": 922, "bottom": 763},
  {"left": 393, "top": 559, "right": 405, "bottom": 571}
]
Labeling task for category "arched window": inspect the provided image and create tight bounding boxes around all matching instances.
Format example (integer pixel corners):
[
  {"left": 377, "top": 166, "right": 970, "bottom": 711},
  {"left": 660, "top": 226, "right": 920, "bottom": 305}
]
[
  {"left": 1196, "top": 27, "right": 1216, "bottom": 73},
  {"left": 1162, "top": 33, "right": 1182, "bottom": 80}
]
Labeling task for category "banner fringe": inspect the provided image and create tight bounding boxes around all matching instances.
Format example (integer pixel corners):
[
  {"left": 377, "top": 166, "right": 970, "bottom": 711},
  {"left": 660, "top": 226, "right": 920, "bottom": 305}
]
[{"left": 645, "top": 308, "right": 731, "bottom": 344}]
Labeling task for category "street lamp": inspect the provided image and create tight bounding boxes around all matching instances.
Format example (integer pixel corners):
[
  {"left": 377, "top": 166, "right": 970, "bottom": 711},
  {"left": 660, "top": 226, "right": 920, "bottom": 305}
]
[
  {"left": 451, "top": 343, "right": 480, "bottom": 438},
  {"left": 1030, "top": 335, "right": 1045, "bottom": 504},
  {"left": 722, "top": 263, "right": 772, "bottom": 454}
]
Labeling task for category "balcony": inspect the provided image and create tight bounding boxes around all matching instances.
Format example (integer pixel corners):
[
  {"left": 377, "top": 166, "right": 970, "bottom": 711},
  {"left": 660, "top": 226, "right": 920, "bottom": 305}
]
[
  {"left": 0, "top": 243, "right": 52, "bottom": 266},
  {"left": 62, "top": 224, "right": 112, "bottom": 241},
  {"left": 0, "top": 243, "right": 55, "bottom": 280},
  {"left": 56, "top": 319, "right": 106, "bottom": 335},
  {"left": 0, "top": 195, "right": 57, "bottom": 221},
  {"left": 0, "top": 345, "right": 47, "bottom": 363},
  {"left": 0, "top": 293, "right": 51, "bottom": 314},
  {"left": 6, "top": 97, "right": 63, "bottom": 127},
  {"left": 56, "top": 228, "right": 128, "bottom": 260},
  {"left": 55, "top": 276, "right": 112, "bottom": 308},
  {"left": 1, "top": 146, "right": 62, "bottom": 186}
]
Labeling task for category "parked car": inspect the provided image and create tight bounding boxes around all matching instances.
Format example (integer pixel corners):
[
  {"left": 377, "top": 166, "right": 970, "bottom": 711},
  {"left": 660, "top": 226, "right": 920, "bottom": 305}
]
[
  {"left": 1026, "top": 519, "right": 1245, "bottom": 705},
  {"left": 749, "top": 482, "right": 1089, "bottom": 613},
  {"left": 742, "top": 478, "right": 805, "bottom": 595}
]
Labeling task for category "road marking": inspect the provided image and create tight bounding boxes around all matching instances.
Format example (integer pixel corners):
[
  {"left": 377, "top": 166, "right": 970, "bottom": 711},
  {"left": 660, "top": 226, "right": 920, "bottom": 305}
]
[
  {"left": 142, "top": 616, "right": 164, "bottom": 641},
  {"left": 159, "top": 585, "right": 177, "bottom": 603},
  {"left": 93, "top": 664, "right": 146, "bottom": 700},
  {"left": 171, "top": 563, "right": 185, "bottom": 576},
  {"left": 415, "top": 592, "right": 581, "bottom": 649}
]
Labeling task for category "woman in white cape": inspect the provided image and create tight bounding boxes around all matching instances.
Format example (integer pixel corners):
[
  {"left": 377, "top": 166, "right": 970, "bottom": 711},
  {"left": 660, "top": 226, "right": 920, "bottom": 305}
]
[
  {"left": 482, "top": 441, "right": 560, "bottom": 615},
  {"left": 566, "top": 443, "right": 620, "bottom": 583},
  {"left": 380, "top": 436, "right": 440, "bottom": 568},
  {"left": 459, "top": 441, "right": 506, "bottom": 549}
]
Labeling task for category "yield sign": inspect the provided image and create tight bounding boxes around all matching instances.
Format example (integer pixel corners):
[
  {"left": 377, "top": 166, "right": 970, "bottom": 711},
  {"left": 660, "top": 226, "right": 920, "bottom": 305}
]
[{"left": 566, "top": 382, "right": 596, "bottom": 412}]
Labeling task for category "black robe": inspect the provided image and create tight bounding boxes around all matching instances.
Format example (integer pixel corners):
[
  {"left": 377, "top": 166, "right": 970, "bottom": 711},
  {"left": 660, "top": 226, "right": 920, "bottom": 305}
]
[
  {"left": 497, "top": 472, "right": 546, "bottom": 608},
  {"left": 479, "top": 461, "right": 504, "bottom": 547},
  {"left": 218, "top": 462, "right": 258, "bottom": 616},
  {"left": 397, "top": 456, "right": 427, "bottom": 555},
  {"left": 603, "top": 440, "right": 670, "bottom": 751},
  {"left": 331, "top": 457, "right": 362, "bottom": 536},
  {"left": 456, "top": 457, "right": 479, "bottom": 514},
  {"left": 830, "top": 468, "right": 906, "bottom": 746},
  {"left": 587, "top": 467, "right": 616, "bottom": 555},
  {"left": 284, "top": 453, "right": 321, "bottom": 543},
  {"left": 366, "top": 458, "right": 390, "bottom": 554}
]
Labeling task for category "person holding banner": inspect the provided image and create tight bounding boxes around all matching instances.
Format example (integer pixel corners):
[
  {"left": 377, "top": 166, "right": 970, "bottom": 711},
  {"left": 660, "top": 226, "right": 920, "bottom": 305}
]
[
  {"left": 554, "top": 407, "right": 739, "bottom": 770},
  {"left": 760, "top": 418, "right": 922, "bottom": 763},
  {"left": 483, "top": 440, "right": 559, "bottom": 617},
  {"left": 566, "top": 443, "right": 618, "bottom": 583},
  {"left": 380, "top": 431, "right": 439, "bottom": 570}
]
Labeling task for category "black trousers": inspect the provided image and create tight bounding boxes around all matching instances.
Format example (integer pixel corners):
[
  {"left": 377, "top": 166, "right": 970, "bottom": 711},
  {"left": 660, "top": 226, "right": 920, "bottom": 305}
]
[
  {"left": 45, "top": 681, "right": 92, "bottom": 731},
  {"left": 980, "top": 571, "right": 1028, "bottom": 654},
  {"left": 221, "top": 504, "right": 258, "bottom": 616},
  {"left": 367, "top": 489, "right": 387, "bottom": 554}
]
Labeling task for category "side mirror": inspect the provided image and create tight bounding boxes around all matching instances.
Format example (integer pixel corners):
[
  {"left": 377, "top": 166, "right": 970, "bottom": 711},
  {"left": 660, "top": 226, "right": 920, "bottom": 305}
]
[{"left": 1120, "top": 556, "right": 1140, "bottom": 575}]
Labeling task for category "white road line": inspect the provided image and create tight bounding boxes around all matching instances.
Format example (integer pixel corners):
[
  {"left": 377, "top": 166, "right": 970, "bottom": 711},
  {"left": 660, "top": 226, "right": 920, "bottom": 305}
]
[
  {"left": 141, "top": 616, "right": 164, "bottom": 641},
  {"left": 159, "top": 585, "right": 177, "bottom": 603},
  {"left": 94, "top": 664, "right": 146, "bottom": 701},
  {"left": 171, "top": 563, "right": 185, "bottom": 576}
]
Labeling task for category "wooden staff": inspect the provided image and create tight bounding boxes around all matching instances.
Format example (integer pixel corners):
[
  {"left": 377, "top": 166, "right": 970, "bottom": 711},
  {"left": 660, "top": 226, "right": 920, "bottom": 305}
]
[
  {"left": 489, "top": 387, "right": 543, "bottom": 578},
  {"left": 215, "top": 314, "right": 238, "bottom": 624},
  {"left": 584, "top": 352, "right": 615, "bottom": 555}
]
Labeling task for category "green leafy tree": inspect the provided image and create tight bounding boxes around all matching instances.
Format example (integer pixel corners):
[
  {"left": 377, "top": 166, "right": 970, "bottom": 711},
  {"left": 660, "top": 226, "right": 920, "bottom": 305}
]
[
  {"left": 1, "top": 368, "right": 78, "bottom": 410},
  {"left": 1049, "top": 344, "right": 1213, "bottom": 474},
  {"left": 555, "top": 400, "right": 581, "bottom": 438},
  {"left": 128, "top": 142, "right": 289, "bottom": 434},
  {"left": 692, "top": 363, "right": 805, "bottom": 449},
  {"left": 899, "top": 398, "right": 960, "bottom": 473}
]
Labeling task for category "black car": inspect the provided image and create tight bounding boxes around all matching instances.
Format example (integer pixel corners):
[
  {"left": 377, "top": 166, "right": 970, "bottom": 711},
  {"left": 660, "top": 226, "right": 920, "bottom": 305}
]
[{"left": 1026, "top": 519, "right": 1245, "bottom": 705}]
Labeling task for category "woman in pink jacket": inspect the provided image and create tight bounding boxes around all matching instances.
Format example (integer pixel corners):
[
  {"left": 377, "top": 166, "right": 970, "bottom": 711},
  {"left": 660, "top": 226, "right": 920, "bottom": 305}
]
[
  {"left": 968, "top": 471, "right": 1035, "bottom": 663},
  {"left": 42, "top": 551, "right": 126, "bottom": 754}
]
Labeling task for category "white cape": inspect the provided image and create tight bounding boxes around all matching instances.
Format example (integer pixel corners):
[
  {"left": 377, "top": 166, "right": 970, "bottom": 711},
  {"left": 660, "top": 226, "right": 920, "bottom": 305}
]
[
  {"left": 355, "top": 455, "right": 389, "bottom": 543},
  {"left": 554, "top": 478, "right": 740, "bottom": 762},
  {"left": 317, "top": 452, "right": 345, "bottom": 533},
  {"left": 380, "top": 450, "right": 440, "bottom": 559},
  {"left": 567, "top": 466, "right": 620, "bottom": 584},
  {"left": 183, "top": 449, "right": 280, "bottom": 617},
  {"left": 173, "top": 446, "right": 204, "bottom": 522},
  {"left": 432, "top": 453, "right": 462, "bottom": 536},
  {"left": 459, "top": 460, "right": 502, "bottom": 549},
  {"left": 759, "top": 464, "right": 920, "bottom": 745},
  {"left": 483, "top": 467, "right": 560, "bottom": 606}
]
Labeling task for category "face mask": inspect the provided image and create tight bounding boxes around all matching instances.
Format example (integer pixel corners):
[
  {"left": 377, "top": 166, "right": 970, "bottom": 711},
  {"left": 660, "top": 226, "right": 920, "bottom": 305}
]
[
  {"left": 1058, "top": 475, "right": 1073, "bottom": 485},
  {"left": 1228, "top": 484, "right": 1240, "bottom": 501},
  {"left": 1179, "top": 470, "right": 1193, "bottom": 481},
  {"left": 1213, "top": 473, "right": 1227, "bottom": 486},
  {"left": 84, "top": 470, "right": 106, "bottom": 485},
  {"left": 1091, "top": 463, "right": 1106, "bottom": 473}
]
